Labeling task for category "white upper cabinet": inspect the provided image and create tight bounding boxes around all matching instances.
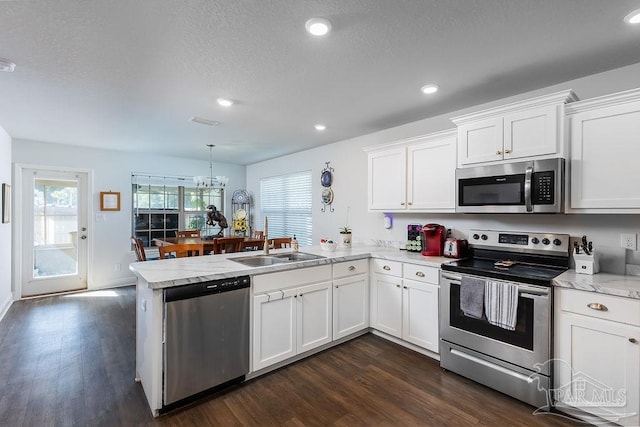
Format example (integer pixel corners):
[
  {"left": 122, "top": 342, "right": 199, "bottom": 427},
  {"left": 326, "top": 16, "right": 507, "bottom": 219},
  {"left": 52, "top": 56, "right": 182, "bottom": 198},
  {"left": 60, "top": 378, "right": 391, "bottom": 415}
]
[
  {"left": 566, "top": 88, "right": 640, "bottom": 213},
  {"left": 452, "top": 90, "right": 577, "bottom": 167},
  {"left": 366, "top": 130, "right": 456, "bottom": 212},
  {"left": 367, "top": 146, "right": 406, "bottom": 210}
]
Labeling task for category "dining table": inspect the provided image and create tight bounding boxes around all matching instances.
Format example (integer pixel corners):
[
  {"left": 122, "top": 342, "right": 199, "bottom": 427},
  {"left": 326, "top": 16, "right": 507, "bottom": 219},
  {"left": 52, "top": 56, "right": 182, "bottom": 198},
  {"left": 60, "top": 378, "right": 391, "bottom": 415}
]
[{"left": 153, "top": 236, "right": 265, "bottom": 253}]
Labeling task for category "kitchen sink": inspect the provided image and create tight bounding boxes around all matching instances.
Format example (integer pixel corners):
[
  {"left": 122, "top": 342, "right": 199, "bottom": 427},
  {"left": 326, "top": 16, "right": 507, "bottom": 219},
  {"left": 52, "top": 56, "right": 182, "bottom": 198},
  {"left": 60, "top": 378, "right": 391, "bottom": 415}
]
[
  {"left": 271, "top": 252, "right": 326, "bottom": 262},
  {"left": 231, "top": 252, "right": 325, "bottom": 267}
]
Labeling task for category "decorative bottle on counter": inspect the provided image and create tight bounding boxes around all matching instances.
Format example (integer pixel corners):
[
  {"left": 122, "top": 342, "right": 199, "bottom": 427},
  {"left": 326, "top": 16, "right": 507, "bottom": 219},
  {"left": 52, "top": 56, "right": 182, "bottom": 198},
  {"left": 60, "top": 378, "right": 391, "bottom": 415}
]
[{"left": 292, "top": 235, "right": 299, "bottom": 252}]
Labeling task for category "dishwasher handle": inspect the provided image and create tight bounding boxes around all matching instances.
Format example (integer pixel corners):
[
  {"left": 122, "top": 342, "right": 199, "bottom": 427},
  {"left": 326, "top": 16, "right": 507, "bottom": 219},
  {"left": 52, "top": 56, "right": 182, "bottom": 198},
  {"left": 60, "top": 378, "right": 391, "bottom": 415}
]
[{"left": 164, "top": 276, "right": 250, "bottom": 302}]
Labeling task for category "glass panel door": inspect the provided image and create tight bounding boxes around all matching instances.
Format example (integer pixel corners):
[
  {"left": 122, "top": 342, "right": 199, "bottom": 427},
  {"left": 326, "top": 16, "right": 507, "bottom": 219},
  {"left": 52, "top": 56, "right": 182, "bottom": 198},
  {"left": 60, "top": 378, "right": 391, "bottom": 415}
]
[{"left": 22, "top": 169, "right": 88, "bottom": 296}]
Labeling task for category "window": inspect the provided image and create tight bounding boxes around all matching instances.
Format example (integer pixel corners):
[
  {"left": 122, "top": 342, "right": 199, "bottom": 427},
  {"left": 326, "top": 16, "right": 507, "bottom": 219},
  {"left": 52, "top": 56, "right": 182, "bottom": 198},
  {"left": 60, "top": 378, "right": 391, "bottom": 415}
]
[
  {"left": 260, "top": 170, "right": 312, "bottom": 246},
  {"left": 132, "top": 174, "right": 224, "bottom": 246}
]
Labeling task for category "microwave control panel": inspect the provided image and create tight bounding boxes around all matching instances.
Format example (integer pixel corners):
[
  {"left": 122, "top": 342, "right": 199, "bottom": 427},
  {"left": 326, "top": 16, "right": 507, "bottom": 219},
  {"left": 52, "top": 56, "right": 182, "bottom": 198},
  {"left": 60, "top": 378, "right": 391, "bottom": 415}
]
[{"left": 532, "top": 171, "right": 555, "bottom": 204}]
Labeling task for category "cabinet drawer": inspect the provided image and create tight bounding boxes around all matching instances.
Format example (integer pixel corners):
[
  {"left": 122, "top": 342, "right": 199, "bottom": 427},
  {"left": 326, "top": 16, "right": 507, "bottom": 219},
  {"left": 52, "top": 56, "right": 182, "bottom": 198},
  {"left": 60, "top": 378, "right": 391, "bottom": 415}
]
[
  {"left": 557, "top": 288, "right": 640, "bottom": 326},
  {"left": 333, "top": 259, "right": 369, "bottom": 279},
  {"left": 403, "top": 263, "right": 439, "bottom": 285},
  {"left": 253, "top": 265, "right": 332, "bottom": 294},
  {"left": 370, "top": 259, "right": 402, "bottom": 277}
]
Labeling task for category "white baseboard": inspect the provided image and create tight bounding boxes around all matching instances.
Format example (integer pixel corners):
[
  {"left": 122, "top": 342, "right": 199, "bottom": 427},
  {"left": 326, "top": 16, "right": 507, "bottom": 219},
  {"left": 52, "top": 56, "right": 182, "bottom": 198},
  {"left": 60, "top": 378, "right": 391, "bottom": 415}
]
[
  {"left": 370, "top": 329, "right": 440, "bottom": 361},
  {"left": 0, "top": 292, "right": 14, "bottom": 323},
  {"left": 90, "top": 277, "right": 137, "bottom": 290}
]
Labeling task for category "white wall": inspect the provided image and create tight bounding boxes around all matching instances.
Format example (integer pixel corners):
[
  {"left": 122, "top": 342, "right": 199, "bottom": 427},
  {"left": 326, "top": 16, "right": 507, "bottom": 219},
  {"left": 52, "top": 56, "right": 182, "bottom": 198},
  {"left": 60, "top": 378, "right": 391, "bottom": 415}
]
[
  {"left": 12, "top": 140, "right": 246, "bottom": 290},
  {"left": 0, "top": 126, "right": 12, "bottom": 318},
  {"left": 247, "top": 62, "right": 640, "bottom": 273}
]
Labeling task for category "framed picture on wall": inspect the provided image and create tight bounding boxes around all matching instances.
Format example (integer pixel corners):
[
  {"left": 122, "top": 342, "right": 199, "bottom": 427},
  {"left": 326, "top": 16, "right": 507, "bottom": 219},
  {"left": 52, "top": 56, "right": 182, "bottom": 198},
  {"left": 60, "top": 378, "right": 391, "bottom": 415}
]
[
  {"left": 2, "top": 183, "right": 10, "bottom": 223},
  {"left": 100, "top": 191, "right": 121, "bottom": 211}
]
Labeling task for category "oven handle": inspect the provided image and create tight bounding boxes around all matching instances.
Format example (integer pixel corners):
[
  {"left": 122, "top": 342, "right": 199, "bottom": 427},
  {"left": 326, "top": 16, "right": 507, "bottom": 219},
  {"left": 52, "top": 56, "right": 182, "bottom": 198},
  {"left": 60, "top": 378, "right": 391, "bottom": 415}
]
[
  {"left": 441, "top": 273, "right": 549, "bottom": 298},
  {"left": 450, "top": 348, "right": 534, "bottom": 384}
]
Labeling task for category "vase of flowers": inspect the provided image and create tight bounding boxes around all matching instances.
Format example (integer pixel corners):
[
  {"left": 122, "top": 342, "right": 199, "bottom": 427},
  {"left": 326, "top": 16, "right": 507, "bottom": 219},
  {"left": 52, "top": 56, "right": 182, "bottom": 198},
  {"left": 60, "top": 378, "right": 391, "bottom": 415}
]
[{"left": 339, "top": 226, "right": 352, "bottom": 248}]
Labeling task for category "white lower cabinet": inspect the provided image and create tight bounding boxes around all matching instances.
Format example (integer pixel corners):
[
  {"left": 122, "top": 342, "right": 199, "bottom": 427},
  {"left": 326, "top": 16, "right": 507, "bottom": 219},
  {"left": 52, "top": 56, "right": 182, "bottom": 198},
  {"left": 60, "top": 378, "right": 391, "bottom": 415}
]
[
  {"left": 402, "top": 278, "right": 439, "bottom": 352},
  {"left": 554, "top": 289, "right": 640, "bottom": 426},
  {"left": 333, "top": 273, "right": 369, "bottom": 340},
  {"left": 252, "top": 266, "right": 332, "bottom": 372},
  {"left": 370, "top": 260, "right": 440, "bottom": 353}
]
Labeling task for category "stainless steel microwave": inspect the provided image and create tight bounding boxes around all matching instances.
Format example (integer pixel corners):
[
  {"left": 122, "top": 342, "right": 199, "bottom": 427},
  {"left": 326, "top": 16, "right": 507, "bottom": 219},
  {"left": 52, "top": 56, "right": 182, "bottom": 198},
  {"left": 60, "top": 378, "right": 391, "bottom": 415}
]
[{"left": 455, "top": 158, "right": 565, "bottom": 213}]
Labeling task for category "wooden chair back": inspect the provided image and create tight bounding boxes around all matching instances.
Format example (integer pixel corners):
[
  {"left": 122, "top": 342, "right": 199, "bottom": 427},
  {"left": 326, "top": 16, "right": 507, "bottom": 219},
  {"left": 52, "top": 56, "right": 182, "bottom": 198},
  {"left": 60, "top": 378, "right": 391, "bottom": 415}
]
[
  {"left": 240, "top": 240, "right": 264, "bottom": 251},
  {"left": 269, "top": 237, "right": 292, "bottom": 249},
  {"left": 131, "top": 237, "right": 147, "bottom": 262},
  {"left": 252, "top": 230, "right": 264, "bottom": 240},
  {"left": 176, "top": 229, "right": 201, "bottom": 238},
  {"left": 159, "top": 243, "right": 205, "bottom": 259},
  {"left": 213, "top": 237, "right": 245, "bottom": 254}
]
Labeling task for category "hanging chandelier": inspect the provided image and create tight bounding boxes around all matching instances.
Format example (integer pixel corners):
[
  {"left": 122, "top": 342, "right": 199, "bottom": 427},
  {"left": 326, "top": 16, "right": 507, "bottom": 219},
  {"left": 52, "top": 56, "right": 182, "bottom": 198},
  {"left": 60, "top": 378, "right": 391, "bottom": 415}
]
[{"left": 193, "top": 144, "right": 229, "bottom": 188}]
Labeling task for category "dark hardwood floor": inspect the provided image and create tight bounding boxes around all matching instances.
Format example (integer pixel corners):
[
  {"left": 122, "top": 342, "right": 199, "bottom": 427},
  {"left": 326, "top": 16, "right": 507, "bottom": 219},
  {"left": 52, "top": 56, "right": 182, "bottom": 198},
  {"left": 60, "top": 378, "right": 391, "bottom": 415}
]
[{"left": 0, "top": 286, "right": 580, "bottom": 426}]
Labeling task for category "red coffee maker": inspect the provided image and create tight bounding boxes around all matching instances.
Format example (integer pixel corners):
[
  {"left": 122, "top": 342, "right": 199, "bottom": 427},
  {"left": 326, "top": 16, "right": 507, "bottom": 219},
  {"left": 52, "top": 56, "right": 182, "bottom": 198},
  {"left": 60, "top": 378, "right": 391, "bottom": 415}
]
[{"left": 421, "top": 224, "right": 447, "bottom": 256}]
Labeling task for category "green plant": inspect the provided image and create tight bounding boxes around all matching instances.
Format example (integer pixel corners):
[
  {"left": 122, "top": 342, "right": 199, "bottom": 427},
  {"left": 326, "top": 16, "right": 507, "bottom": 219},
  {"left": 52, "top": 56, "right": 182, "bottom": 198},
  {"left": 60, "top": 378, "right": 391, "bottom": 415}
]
[{"left": 339, "top": 226, "right": 351, "bottom": 234}]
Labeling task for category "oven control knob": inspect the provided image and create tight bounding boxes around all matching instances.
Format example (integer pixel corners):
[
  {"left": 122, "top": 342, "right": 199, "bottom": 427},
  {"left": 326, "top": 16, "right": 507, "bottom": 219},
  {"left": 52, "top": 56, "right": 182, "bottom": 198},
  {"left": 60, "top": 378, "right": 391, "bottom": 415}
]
[
  {"left": 542, "top": 238, "right": 551, "bottom": 245},
  {"left": 531, "top": 237, "right": 540, "bottom": 244},
  {"left": 553, "top": 238, "right": 562, "bottom": 246},
  {"left": 472, "top": 234, "right": 480, "bottom": 240},
  {"left": 481, "top": 234, "right": 488, "bottom": 241}
]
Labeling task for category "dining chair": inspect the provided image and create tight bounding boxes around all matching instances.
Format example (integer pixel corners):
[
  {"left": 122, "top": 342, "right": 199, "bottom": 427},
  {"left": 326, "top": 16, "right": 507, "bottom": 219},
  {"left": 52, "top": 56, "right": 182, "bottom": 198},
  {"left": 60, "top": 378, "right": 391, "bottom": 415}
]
[
  {"left": 252, "top": 230, "right": 264, "bottom": 240},
  {"left": 213, "top": 237, "right": 245, "bottom": 254},
  {"left": 240, "top": 240, "right": 264, "bottom": 251},
  {"left": 269, "top": 237, "right": 292, "bottom": 249},
  {"left": 131, "top": 237, "right": 147, "bottom": 261},
  {"left": 175, "top": 229, "right": 201, "bottom": 238},
  {"left": 159, "top": 243, "right": 205, "bottom": 259}
]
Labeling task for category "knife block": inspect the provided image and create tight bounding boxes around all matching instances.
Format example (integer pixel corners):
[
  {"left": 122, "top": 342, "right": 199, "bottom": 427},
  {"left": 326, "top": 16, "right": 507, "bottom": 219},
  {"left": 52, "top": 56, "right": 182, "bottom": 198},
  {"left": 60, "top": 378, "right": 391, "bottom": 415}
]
[{"left": 574, "top": 251, "right": 600, "bottom": 275}]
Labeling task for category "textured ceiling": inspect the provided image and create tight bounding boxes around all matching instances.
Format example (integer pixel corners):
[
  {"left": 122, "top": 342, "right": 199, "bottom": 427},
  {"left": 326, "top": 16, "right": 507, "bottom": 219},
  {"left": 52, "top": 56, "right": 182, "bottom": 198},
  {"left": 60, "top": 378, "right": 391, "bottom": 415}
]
[{"left": 1, "top": 0, "right": 640, "bottom": 165}]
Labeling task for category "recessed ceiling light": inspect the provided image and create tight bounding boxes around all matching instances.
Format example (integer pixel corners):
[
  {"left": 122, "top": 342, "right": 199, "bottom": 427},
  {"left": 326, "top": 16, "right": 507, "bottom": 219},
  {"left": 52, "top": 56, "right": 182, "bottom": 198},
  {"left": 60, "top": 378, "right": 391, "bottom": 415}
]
[
  {"left": 189, "top": 116, "right": 220, "bottom": 126},
  {"left": 624, "top": 8, "right": 640, "bottom": 24},
  {"left": 216, "top": 98, "right": 233, "bottom": 107},
  {"left": 314, "top": 124, "right": 326, "bottom": 131},
  {"left": 420, "top": 84, "right": 439, "bottom": 95},
  {"left": 305, "top": 18, "right": 332, "bottom": 36},
  {"left": 0, "top": 58, "right": 16, "bottom": 73}
]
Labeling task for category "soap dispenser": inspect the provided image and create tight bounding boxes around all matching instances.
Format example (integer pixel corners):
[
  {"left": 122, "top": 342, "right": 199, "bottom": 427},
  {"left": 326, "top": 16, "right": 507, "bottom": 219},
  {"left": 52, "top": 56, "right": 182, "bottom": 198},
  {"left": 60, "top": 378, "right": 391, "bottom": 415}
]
[{"left": 292, "top": 235, "right": 299, "bottom": 252}]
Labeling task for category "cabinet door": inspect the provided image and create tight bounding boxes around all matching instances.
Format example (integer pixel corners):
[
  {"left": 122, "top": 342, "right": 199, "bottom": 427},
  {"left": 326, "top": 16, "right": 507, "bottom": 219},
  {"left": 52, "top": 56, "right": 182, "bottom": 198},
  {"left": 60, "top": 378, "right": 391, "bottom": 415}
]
[
  {"left": 370, "top": 273, "right": 403, "bottom": 338},
  {"left": 333, "top": 274, "right": 369, "bottom": 340},
  {"left": 503, "top": 105, "right": 558, "bottom": 160},
  {"left": 406, "top": 134, "right": 456, "bottom": 211},
  {"left": 570, "top": 100, "right": 640, "bottom": 209},
  {"left": 252, "top": 290, "right": 297, "bottom": 371},
  {"left": 296, "top": 281, "right": 332, "bottom": 354},
  {"left": 368, "top": 147, "right": 406, "bottom": 210},
  {"left": 555, "top": 313, "right": 639, "bottom": 426},
  {"left": 458, "top": 117, "right": 504, "bottom": 166},
  {"left": 402, "top": 279, "right": 439, "bottom": 352}
]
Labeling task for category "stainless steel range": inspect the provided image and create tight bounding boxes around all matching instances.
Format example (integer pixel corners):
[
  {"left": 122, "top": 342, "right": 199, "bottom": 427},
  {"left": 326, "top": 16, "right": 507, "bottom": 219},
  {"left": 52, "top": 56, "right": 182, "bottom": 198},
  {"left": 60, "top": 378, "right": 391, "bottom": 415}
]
[{"left": 440, "top": 229, "right": 570, "bottom": 408}]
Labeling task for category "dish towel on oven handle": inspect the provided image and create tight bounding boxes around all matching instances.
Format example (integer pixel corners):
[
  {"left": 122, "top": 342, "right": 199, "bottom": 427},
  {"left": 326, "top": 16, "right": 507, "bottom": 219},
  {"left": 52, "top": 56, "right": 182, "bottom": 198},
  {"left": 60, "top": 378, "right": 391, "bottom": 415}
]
[
  {"left": 484, "top": 280, "right": 519, "bottom": 330},
  {"left": 460, "top": 276, "right": 485, "bottom": 319}
]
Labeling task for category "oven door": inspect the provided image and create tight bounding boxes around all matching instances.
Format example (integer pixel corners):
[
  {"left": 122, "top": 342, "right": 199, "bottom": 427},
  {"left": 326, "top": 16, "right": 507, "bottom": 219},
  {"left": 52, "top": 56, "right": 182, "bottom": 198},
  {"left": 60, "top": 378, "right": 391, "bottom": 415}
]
[{"left": 439, "top": 271, "right": 551, "bottom": 375}]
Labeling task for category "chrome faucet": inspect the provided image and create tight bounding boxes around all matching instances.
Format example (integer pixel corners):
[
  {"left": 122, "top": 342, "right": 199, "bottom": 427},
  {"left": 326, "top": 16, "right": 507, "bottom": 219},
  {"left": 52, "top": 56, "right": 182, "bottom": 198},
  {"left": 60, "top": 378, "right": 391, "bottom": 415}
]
[{"left": 263, "top": 216, "right": 269, "bottom": 255}]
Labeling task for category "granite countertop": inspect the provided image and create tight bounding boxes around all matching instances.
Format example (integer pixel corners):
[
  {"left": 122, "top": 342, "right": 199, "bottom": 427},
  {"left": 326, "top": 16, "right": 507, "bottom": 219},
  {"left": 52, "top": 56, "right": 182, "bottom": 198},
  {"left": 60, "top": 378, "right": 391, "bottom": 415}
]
[
  {"left": 553, "top": 270, "right": 640, "bottom": 300},
  {"left": 129, "top": 245, "right": 453, "bottom": 289}
]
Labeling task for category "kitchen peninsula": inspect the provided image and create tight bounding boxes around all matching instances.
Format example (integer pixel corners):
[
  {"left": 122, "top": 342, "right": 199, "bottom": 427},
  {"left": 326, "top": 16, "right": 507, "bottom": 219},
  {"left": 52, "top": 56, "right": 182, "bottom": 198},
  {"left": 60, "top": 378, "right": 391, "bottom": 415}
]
[{"left": 130, "top": 245, "right": 450, "bottom": 416}]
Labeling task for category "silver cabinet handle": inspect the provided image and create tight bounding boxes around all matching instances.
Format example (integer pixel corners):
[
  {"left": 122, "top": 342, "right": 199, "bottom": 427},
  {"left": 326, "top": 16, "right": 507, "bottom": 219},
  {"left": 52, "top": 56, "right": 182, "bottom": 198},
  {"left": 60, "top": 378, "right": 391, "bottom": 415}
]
[
  {"left": 496, "top": 150, "right": 502, "bottom": 155},
  {"left": 587, "top": 302, "right": 608, "bottom": 311},
  {"left": 403, "top": 286, "right": 408, "bottom": 289},
  {"left": 396, "top": 284, "right": 401, "bottom": 288},
  {"left": 348, "top": 265, "right": 356, "bottom": 271},
  {"left": 335, "top": 285, "right": 339, "bottom": 288},
  {"left": 504, "top": 149, "right": 511, "bottom": 154},
  {"left": 400, "top": 202, "right": 405, "bottom": 206},
  {"left": 407, "top": 202, "right": 412, "bottom": 205},
  {"left": 415, "top": 271, "right": 425, "bottom": 277},
  {"left": 629, "top": 338, "right": 637, "bottom": 344},
  {"left": 383, "top": 265, "right": 391, "bottom": 271}
]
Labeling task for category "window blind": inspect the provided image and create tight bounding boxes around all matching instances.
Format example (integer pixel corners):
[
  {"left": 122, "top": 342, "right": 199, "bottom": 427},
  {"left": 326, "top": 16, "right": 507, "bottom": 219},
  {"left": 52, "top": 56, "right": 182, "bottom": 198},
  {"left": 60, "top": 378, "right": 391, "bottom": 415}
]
[{"left": 260, "top": 170, "right": 312, "bottom": 246}]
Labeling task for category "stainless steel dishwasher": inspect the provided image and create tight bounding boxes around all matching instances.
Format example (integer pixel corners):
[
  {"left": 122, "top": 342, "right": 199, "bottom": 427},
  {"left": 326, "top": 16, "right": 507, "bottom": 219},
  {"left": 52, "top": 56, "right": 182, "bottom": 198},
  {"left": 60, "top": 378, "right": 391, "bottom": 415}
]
[{"left": 163, "top": 275, "right": 250, "bottom": 409}]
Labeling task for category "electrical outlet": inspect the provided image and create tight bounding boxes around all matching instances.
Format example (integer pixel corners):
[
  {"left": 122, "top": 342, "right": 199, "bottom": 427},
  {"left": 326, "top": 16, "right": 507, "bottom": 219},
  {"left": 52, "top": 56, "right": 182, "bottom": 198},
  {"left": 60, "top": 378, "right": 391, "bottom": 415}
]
[{"left": 620, "top": 233, "right": 637, "bottom": 251}]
